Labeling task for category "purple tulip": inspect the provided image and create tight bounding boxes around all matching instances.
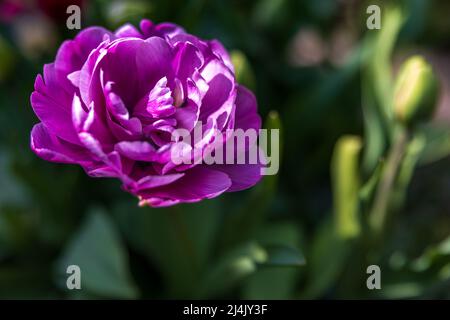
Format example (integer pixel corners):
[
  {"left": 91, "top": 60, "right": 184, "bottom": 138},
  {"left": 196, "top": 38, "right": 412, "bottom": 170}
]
[{"left": 30, "top": 20, "right": 263, "bottom": 207}]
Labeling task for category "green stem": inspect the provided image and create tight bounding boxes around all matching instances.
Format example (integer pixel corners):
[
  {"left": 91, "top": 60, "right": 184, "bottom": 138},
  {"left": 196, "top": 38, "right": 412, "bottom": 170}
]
[
  {"left": 369, "top": 126, "right": 409, "bottom": 234},
  {"left": 168, "top": 208, "right": 199, "bottom": 274}
]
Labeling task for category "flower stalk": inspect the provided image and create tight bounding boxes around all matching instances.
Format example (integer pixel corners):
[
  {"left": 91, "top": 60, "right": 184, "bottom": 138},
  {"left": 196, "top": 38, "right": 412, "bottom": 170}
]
[{"left": 369, "top": 126, "right": 409, "bottom": 235}]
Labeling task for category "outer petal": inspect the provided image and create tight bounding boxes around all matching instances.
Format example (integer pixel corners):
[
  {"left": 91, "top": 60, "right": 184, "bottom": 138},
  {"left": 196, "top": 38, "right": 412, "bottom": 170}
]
[
  {"left": 210, "top": 86, "right": 263, "bottom": 192},
  {"left": 208, "top": 39, "right": 234, "bottom": 72},
  {"left": 138, "top": 166, "right": 232, "bottom": 205},
  {"left": 115, "top": 24, "right": 142, "bottom": 38},
  {"left": 31, "top": 69, "right": 79, "bottom": 144},
  {"left": 139, "top": 19, "right": 185, "bottom": 39},
  {"left": 55, "top": 26, "right": 114, "bottom": 75},
  {"left": 128, "top": 173, "right": 185, "bottom": 192},
  {"left": 234, "top": 85, "right": 261, "bottom": 131},
  {"left": 211, "top": 161, "right": 263, "bottom": 192},
  {"left": 30, "top": 123, "right": 92, "bottom": 165}
]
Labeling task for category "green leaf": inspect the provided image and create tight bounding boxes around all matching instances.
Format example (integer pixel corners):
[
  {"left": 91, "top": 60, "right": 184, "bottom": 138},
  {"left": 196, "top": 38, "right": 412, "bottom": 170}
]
[
  {"left": 0, "top": 206, "right": 35, "bottom": 254},
  {"left": 382, "top": 282, "right": 424, "bottom": 299},
  {"left": 361, "top": 6, "right": 405, "bottom": 172},
  {"left": 300, "top": 217, "right": 351, "bottom": 298},
  {"left": 361, "top": 78, "right": 387, "bottom": 173},
  {"left": 0, "top": 265, "right": 57, "bottom": 299},
  {"left": 56, "top": 207, "right": 138, "bottom": 299},
  {"left": 411, "top": 235, "right": 450, "bottom": 273},
  {"left": 264, "top": 245, "right": 305, "bottom": 267},
  {"left": 369, "top": 6, "right": 404, "bottom": 122},
  {"left": 243, "top": 222, "right": 304, "bottom": 299},
  {"left": 199, "top": 241, "right": 304, "bottom": 298},
  {"left": 0, "top": 149, "right": 30, "bottom": 207},
  {"left": 417, "top": 124, "right": 450, "bottom": 165},
  {"left": 113, "top": 199, "right": 222, "bottom": 298}
]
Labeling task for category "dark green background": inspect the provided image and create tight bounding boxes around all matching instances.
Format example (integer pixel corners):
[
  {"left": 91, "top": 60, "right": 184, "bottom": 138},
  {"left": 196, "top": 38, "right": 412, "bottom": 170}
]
[{"left": 0, "top": 0, "right": 450, "bottom": 299}]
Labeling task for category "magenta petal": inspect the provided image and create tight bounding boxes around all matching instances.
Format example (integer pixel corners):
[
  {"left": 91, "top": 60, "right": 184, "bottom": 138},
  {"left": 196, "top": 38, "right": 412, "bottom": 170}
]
[
  {"left": 115, "top": 141, "right": 169, "bottom": 163},
  {"left": 31, "top": 73, "right": 79, "bottom": 144},
  {"left": 31, "top": 123, "right": 92, "bottom": 165},
  {"left": 208, "top": 39, "right": 234, "bottom": 72},
  {"left": 211, "top": 162, "right": 263, "bottom": 192},
  {"left": 173, "top": 42, "right": 204, "bottom": 82},
  {"left": 78, "top": 132, "right": 107, "bottom": 159},
  {"left": 136, "top": 37, "right": 175, "bottom": 95},
  {"left": 115, "top": 24, "right": 142, "bottom": 38},
  {"left": 139, "top": 166, "right": 232, "bottom": 204},
  {"left": 74, "top": 96, "right": 115, "bottom": 148},
  {"left": 134, "top": 173, "right": 185, "bottom": 190},
  {"left": 145, "top": 77, "right": 176, "bottom": 118},
  {"left": 103, "top": 81, "right": 129, "bottom": 121},
  {"left": 201, "top": 58, "right": 234, "bottom": 83},
  {"left": 115, "top": 141, "right": 155, "bottom": 161},
  {"left": 174, "top": 100, "right": 199, "bottom": 131},
  {"left": 140, "top": 19, "right": 186, "bottom": 39},
  {"left": 55, "top": 27, "right": 114, "bottom": 75},
  {"left": 72, "top": 94, "right": 88, "bottom": 132},
  {"left": 200, "top": 73, "right": 235, "bottom": 126},
  {"left": 234, "top": 85, "right": 262, "bottom": 131},
  {"left": 141, "top": 198, "right": 180, "bottom": 207},
  {"left": 154, "top": 22, "right": 186, "bottom": 38},
  {"left": 140, "top": 19, "right": 185, "bottom": 39},
  {"left": 78, "top": 39, "right": 111, "bottom": 107}
]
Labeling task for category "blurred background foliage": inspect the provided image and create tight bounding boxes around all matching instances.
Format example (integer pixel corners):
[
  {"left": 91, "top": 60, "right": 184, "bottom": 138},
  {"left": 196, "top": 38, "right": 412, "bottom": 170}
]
[{"left": 0, "top": 0, "right": 450, "bottom": 299}]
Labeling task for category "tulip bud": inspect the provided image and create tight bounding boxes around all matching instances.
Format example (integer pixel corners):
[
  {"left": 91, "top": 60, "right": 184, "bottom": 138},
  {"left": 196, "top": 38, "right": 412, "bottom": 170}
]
[
  {"left": 231, "top": 50, "right": 256, "bottom": 91},
  {"left": 393, "top": 55, "right": 439, "bottom": 126}
]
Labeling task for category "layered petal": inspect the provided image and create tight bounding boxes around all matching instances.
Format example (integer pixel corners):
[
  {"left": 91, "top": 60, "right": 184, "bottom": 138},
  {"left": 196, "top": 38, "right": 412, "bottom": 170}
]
[
  {"left": 31, "top": 123, "right": 92, "bottom": 165},
  {"left": 138, "top": 166, "right": 232, "bottom": 206},
  {"left": 30, "top": 19, "right": 264, "bottom": 207}
]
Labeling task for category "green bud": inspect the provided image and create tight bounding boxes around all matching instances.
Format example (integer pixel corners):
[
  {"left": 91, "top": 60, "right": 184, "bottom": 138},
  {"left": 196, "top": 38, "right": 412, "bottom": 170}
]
[
  {"left": 331, "top": 135, "right": 362, "bottom": 239},
  {"left": 393, "top": 55, "right": 439, "bottom": 126},
  {"left": 231, "top": 50, "right": 256, "bottom": 90}
]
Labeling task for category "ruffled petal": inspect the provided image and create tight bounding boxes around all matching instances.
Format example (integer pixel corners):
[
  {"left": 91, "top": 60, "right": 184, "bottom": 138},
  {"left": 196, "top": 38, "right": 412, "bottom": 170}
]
[
  {"left": 234, "top": 85, "right": 261, "bottom": 131},
  {"left": 211, "top": 161, "right": 263, "bottom": 192},
  {"left": 138, "top": 166, "right": 232, "bottom": 206},
  {"left": 115, "top": 141, "right": 170, "bottom": 163},
  {"left": 30, "top": 123, "right": 92, "bottom": 165},
  {"left": 140, "top": 19, "right": 185, "bottom": 39},
  {"left": 31, "top": 68, "right": 79, "bottom": 144},
  {"left": 172, "top": 42, "right": 204, "bottom": 83},
  {"left": 115, "top": 24, "right": 142, "bottom": 38},
  {"left": 55, "top": 26, "right": 114, "bottom": 75}
]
